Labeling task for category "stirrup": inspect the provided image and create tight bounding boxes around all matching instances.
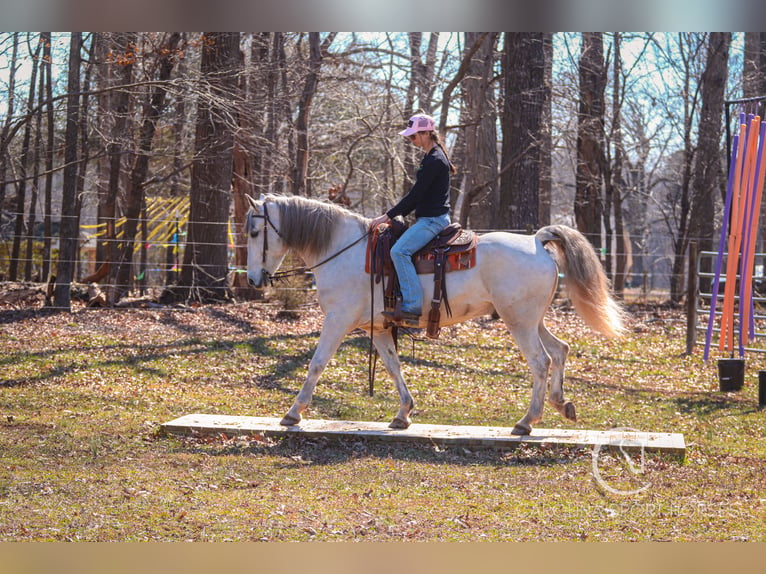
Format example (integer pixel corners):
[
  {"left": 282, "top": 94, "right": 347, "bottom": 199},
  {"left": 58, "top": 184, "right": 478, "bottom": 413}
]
[{"left": 382, "top": 310, "right": 421, "bottom": 327}]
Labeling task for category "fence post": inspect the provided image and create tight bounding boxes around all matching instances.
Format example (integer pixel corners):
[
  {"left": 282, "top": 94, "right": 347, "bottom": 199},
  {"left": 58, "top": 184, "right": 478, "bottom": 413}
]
[{"left": 685, "top": 241, "right": 698, "bottom": 355}]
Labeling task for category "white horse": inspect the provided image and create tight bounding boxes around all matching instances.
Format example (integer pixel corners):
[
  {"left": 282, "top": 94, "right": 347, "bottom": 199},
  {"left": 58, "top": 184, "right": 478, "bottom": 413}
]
[{"left": 245, "top": 194, "right": 624, "bottom": 435}]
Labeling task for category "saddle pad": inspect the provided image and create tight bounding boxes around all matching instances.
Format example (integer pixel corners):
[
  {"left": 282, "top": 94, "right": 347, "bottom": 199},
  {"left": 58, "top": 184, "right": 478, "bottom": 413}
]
[
  {"left": 413, "top": 247, "right": 476, "bottom": 274},
  {"left": 365, "top": 227, "right": 478, "bottom": 275}
]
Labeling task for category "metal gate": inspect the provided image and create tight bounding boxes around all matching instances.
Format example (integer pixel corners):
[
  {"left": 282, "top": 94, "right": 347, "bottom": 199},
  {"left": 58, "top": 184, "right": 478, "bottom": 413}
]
[{"left": 695, "top": 249, "right": 766, "bottom": 354}]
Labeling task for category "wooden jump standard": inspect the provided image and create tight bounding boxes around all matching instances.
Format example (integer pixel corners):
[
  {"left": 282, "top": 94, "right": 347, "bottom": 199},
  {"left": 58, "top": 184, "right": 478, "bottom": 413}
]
[{"left": 161, "top": 414, "right": 686, "bottom": 460}]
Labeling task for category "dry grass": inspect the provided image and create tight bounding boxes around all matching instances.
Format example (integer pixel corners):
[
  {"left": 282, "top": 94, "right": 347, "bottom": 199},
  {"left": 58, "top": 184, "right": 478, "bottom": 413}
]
[{"left": 1, "top": 297, "right": 765, "bottom": 541}]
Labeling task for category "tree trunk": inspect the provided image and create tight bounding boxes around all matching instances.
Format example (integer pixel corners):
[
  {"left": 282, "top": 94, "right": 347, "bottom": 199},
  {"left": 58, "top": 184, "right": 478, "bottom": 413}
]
[
  {"left": 539, "top": 33, "right": 553, "bottom": 227},
  {"left": 744, "top": 33, "right": 766, "bottom": 117},
  {"left": 53, "top": 32, "right": 82, "bottom": 310},
  {"left": 744, "top": 33, "right": 766, "bottom": 252},
  {"left": 9, "top": 35, "right": 40, "bottom": 281},
  {"left": 0, "top": 32, "right": 19, "bottom": 231},
  {"left": 24, "top": 34, "right": 46, "bottom": 281},
  {"left": 604, "top": 32, "right": 628, "bottom": 296},
  {"left": 401, "top": 33, "right": 421, "bottom": 198},
  {"left": 41, "top": 32, "right": 54, "bottom": 283},
  {"left": 113, "top": 32, "right": 180, "bottom": 302},
  {"left": 399, "top": 33, "right": 440, "bottom": 199},
  {"left": 90, "top": 33, "right": 132, "bottom": 291},
  {"left": 689, "top": 32, "right": 730, "bottom": 296},
  {"left": 179, "top": 32, "right": 242, "bottom": 302},
  {"left": 293, "top": 33, "right": 322, "bottom": 197},
  {"left": 669, "top": 36, "right": 701, "bottom": 303},
  {"left": 499, "top": 33, "right": 546, "bottom": 231},
  {"left": 232, "top": 37, "right": 258, "bottom": 299},
  {"left": 575, "top": 32, "right": 605, "bottom": 251},
  {"left": 74, "top": 46, "right": 93, "bottom": 284},
  {"left": 459, "top": 32, "right": 499, "bottom": 229},
  {"left": 262, "top": 33, "right": 280, "bottom": 195}
]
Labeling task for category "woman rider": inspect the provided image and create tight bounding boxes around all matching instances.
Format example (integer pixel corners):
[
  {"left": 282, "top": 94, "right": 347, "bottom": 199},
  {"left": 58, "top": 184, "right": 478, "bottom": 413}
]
[{"left": 369, "top": 113, "right": 457, "bottom": 327}]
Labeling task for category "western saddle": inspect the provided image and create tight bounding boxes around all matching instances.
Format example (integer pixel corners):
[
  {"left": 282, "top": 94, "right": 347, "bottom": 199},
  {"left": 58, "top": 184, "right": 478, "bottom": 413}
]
[{"left": 366, "top": 217, "right": 478, "bottom": 339}]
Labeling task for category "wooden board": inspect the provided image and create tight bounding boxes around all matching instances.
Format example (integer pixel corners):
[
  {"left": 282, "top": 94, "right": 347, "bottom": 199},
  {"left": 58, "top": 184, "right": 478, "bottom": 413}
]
[{"left": 161, "top": 414, "right": 686, "bottom": 460}]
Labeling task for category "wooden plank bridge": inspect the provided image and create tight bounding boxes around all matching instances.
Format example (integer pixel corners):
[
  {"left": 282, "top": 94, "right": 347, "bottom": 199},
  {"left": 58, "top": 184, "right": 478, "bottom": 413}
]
[{"left": 161, "top": 414, "right": 686, "bottom": 460}]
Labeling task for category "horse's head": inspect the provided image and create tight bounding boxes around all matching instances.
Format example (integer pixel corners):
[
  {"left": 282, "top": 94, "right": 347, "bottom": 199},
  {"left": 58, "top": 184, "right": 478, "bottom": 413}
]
[{"left": 245, "top": 194, "right": 289, "bottom": 288}]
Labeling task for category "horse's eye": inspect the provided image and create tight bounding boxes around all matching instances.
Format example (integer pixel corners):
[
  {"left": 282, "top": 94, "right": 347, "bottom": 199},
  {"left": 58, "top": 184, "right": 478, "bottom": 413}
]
[{"left": 250, "top": 229, "right": 259, "bottom": 239}]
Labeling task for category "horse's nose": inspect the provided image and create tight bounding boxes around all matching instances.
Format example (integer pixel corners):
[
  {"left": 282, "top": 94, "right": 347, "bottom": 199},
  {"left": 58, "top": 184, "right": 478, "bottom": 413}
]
[{"left": 247, "top": 275, "right": 257, "bottom": 287}]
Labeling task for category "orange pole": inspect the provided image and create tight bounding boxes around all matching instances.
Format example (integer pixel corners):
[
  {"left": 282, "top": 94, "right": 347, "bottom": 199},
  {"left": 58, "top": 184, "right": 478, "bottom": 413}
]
[
  {"left": 737, "top": 117, "right": 761, "bottom": 345},
  {"left": 741, "top": 118, "right": 766, "bottom": 346},
  {"left": 721, "top": 122, "right": 749, "bottom": 351}
]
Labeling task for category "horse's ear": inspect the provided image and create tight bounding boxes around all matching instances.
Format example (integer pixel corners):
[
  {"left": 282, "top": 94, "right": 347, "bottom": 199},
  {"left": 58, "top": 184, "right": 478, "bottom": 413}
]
[
  {"left": 259, "top": 193, "right": 266, "bottom": 202},
  {"left": 245, "top": 194, "right": 259, "bottom": 210}
]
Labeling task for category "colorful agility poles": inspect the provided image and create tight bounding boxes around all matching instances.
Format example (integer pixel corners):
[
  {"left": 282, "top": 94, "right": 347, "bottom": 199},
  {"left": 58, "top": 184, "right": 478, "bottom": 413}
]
[
  {"left": 738, "top": 118, "right": 766, "bottom": 352},
  {"left": 725, "top": 116, "right": 757, "bottom": 353},
  {"left": 707, "top": 111, "right": 766, "bottom": 359},
  {"left": 703, "top": 130, "right": 739, "bottom": 361},
  {"left": 715, "top": 118, "right": 749, "bottom": 357}
]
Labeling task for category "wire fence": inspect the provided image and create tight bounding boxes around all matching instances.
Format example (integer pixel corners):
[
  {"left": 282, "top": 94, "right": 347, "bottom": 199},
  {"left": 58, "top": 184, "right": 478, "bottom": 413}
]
[
  {"left": 1, "top": 197, "right": 688, "bottom": 312},
  {"left": 1, "top": 226, "right": 681, "bottom": 314}
]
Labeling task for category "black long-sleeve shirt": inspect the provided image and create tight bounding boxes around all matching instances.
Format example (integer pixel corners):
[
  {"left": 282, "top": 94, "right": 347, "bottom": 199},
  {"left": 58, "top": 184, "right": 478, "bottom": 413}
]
[{"left": 386, "top": 145, "right": 451, "bottom": 219}]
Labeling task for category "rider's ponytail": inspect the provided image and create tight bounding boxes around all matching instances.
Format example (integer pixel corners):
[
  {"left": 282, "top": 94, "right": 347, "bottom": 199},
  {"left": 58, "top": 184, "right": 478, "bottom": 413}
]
[{"left": 430, "top": 131, "right": 457, "bottom": 174}]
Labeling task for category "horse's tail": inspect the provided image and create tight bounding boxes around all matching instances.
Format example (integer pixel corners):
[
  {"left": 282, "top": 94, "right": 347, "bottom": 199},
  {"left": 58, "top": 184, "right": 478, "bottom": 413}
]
[{"left": 536, "top": 225, "right": 626, "bottom": 338}]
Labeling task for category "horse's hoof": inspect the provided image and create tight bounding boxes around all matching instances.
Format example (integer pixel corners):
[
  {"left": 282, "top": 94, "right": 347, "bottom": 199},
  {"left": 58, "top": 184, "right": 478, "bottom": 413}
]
[
  {"left": 388, "top": 417, "right": 411, "bottom": 430},
  {"left": 512, "top": 423, "right": 531, "bottom": 436},
  {"left": 564, "top": 401, "right": 577, "bottom": 422},
  {"left": 280, "top": 414, "right": 301, "bottom": 426}
]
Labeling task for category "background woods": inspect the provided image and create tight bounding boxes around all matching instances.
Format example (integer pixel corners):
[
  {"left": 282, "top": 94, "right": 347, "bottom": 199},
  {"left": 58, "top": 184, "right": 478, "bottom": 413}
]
[{"left": 0, "top": 32, "right": 760, "bottom": 308}]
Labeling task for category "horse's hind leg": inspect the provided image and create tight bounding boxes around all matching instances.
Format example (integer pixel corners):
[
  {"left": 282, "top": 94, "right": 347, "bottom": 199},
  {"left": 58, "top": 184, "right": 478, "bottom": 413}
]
[
  {"left": 497, "top": 311, "right": 551, "bottom": 435},
  {"left": 539, "top": 323, "right": 576, "bottom": 422},
  {"left": 280, "top": 313, "right": 351, "bottom": 426},
  {"left": 371, "top": 329, "right": 415, "bottom": 429}
]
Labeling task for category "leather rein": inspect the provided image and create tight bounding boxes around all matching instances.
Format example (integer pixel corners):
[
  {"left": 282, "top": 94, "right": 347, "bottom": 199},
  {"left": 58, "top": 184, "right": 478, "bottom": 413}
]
[{"left": 249, "top": 202, "right": 380, "bottom": 396}]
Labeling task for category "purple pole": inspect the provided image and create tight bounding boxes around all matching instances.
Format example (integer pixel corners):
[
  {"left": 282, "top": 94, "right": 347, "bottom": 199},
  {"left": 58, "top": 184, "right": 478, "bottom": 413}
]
[
  {"left": 738, "top": 119, "right": 766, "bottom": 354},
  {"left": 704, "top": 133, "right": 739, "bottom": 361},
  {"left": 749, "top": 121, "right": 766, "bottom": 340}
]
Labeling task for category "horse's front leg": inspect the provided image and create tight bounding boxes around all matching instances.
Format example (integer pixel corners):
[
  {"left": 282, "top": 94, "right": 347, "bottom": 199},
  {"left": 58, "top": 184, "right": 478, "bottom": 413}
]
[
  {"left": 280, "top": 314, "right": 353, "bottom": 426},
  {"left": 371, "top": 329, "right": 414, "bottom": 429}
]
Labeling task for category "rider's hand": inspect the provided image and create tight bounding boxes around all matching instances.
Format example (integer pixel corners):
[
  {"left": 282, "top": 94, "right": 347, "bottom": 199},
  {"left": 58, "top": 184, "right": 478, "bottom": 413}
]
[{"left": 369, "top": 214, "right": 390, "bottom": 229}]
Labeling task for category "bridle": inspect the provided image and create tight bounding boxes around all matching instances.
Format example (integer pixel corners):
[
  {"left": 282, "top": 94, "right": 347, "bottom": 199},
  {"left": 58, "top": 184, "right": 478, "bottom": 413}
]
[
  {"left": 248, "top": 202, "right": 283, "bottom": 265},
  {"left": 247, "top": 200, "right": 370, "bottom": 286},
  {"left": 248, "top": 198, "right": 378, "bottom": 396}
]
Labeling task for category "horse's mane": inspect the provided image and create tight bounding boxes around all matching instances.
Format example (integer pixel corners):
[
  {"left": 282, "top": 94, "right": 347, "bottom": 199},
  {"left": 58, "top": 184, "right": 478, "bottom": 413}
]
[{"left": 268, "top": 194, "right": 368, "bottom": 257}]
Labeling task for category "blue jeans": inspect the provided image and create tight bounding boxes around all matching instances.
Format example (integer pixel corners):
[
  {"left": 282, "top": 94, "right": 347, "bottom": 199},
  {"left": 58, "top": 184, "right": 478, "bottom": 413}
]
[{"left": 390, "top": 214, "right": 451, "bottom": 314}]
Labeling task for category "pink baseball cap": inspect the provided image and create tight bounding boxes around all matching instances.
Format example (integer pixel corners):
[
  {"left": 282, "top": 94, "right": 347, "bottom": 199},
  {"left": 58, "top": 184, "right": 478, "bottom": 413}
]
[{"left": 399, "top": 114, "right": 435, "bottom": 137}]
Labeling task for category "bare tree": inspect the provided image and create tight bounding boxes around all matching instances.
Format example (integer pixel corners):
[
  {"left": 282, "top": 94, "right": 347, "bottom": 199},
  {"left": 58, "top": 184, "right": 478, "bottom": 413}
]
[
  {"left": 602, "top": 32, "right": 628, "bottom": 295},
  {"left": 575, "top": 32, "right": 606, "bottom": 250},
  {"left": 654, "top": 33, "right": 706, "bottom": 302},
  {"left": 293, "top": 32, "right": 336, "bottom": 197},
  {"left": 499, "top": 32, "right": 547, "bottom": 230},
  {"left": 178, "top": 32, "right": 242, "bottom": 302},
  {"left": 400, "top": 33, "right": 440, "bottom": 198},
  {"left": 52, "top": 32, "right": 82, "bottom": 310},
  {"left": 112, "top": 33, "right": 181, "bottom": 302},
  {"left": 41, "top": 32, "right": 54, "bottom": 283},
  {"left": 539, "top": 33, "right": 553, "bottom": 227},
  {"left": 0, "top": 32, "right": 19, "bottom": 232},
  {"left": 9, "top": 34, "right": 40, "bottom": 281},
  {"left": 744, "top": 32, "right": 766, "bottom": 116},
  {"left": 92, "top": 33, "right": 136, "bottom": 289},
  {"left": 459, "top": 32, "right": 499, "bottom": 229},
  {"left": 744, "top": 32, "right": 766, "bottom": 250},
  {"left": 23, "top": 34, "right": 46, "bottom": 281},
  {"left": 688, "top": 32, "right": 730, "bottom": 296}
]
